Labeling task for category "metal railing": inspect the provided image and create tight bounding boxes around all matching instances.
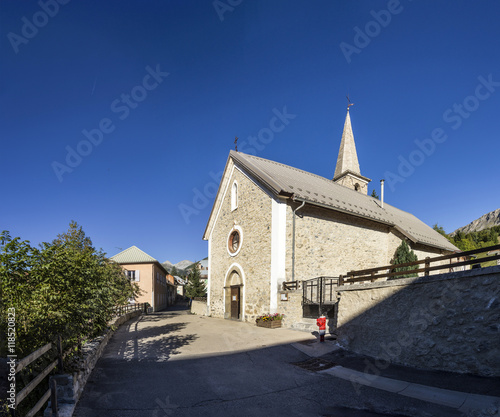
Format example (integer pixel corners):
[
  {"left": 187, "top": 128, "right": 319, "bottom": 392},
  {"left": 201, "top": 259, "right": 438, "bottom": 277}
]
[
  {"left": 302, "top": 276, "right": 339, "bottom": 318},
  {"left": 282, "top": 281, "right": 300, "bottom": 291},
  {"left": 113, "top": 302, "right": 149, "bottom": 317}
]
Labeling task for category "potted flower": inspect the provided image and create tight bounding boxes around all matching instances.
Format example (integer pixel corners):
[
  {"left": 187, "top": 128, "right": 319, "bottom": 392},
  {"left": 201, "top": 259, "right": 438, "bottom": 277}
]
[{"left": 255, "top": 313, "right": 284, "bottom": 328}]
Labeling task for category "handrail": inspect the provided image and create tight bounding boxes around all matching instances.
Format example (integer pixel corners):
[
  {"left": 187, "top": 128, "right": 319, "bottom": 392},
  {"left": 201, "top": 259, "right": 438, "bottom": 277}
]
[
  {"left": 340, "top": 244, "right": 500, "bottom": 285},
  {"left": 16, "top": 342, "right": 52, "bottom": 373},
  {"left": 283, "top": 281, "right": 300, "bottom": 291},
  {"left": 16, "top": 360, "right": 58, "bottom": 405}
]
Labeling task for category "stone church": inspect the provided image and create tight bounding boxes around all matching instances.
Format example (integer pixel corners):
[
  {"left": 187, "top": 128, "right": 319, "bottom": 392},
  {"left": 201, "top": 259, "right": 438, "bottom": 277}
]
[{"left": 202, "top": 108, "right": 457, "bottom": 324}]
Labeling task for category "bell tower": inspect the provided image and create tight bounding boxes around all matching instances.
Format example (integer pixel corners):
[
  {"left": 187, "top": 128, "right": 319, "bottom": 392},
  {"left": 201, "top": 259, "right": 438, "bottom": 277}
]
[{"left": 333, "top": 103, "right": 371, "bottom": 194}]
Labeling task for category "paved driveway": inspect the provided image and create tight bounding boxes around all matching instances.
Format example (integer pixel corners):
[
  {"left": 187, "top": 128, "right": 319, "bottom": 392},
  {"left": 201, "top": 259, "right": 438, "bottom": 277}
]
[{"left": 73, "top": 307, "right": 459, "bottom": 417}]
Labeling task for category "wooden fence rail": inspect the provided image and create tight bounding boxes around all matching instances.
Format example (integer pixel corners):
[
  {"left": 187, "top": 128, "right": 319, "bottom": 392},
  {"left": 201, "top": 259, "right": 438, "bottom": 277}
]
[
  {"left": 14, "top": 303, "right": 147, "bottom": 416},
  {"left": 339, "top": 244, "right": 500, "bottom": 285},
  {"left": 15, "top": 341, "right": 59, "bottom": 417}
]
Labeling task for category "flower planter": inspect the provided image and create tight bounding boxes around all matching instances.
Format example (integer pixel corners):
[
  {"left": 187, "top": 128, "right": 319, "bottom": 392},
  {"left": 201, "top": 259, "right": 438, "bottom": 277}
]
[{"left": 256, "top": 319, "right": 282, "bottom": 329}]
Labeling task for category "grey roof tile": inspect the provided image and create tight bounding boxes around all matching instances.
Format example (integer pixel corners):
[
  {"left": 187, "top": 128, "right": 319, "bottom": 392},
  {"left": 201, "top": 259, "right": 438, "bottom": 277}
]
[{"left": 230, "top": 150, "right": 457, "bottom": 252}]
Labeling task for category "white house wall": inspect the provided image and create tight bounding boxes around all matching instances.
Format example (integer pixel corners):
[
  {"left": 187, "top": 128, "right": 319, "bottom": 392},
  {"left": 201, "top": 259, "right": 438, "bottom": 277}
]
[{"left": 270, "top": 197, "right": 287, "bottom": 313}]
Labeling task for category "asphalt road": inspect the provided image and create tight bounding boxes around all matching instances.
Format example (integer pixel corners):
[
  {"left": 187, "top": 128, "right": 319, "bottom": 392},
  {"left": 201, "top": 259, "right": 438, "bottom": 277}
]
[{"left": 73, "top": 306, "right": 461, "bottom": 417}]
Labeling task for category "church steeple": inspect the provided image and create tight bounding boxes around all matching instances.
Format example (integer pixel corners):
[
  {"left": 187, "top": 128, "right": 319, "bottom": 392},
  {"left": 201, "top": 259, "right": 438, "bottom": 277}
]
[
  {"left": 334, "top": 108, "right": 361, "bottom": 179},
  {"left": 333, "top": 106, "right": 371, "bottom": 194}
]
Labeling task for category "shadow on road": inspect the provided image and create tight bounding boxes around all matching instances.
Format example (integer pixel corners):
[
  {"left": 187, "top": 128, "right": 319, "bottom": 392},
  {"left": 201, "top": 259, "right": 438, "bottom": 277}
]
[{"left": 108, "top": 313, "right": 197, "bottom": 362}]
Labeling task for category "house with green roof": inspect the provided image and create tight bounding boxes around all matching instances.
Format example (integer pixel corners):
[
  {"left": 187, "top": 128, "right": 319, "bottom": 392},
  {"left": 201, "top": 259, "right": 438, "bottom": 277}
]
[
  {"left": 111, "top": 246, "right": 177, "bottom": 312},
  {"left": 202, "top": 107, "right": 458, "bottom": 326}
]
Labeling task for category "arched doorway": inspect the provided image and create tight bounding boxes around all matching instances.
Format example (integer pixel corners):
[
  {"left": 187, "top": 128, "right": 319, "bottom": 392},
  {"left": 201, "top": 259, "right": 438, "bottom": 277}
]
[{"left": 224, "top": 266, "right": 244, "bottom": 320}]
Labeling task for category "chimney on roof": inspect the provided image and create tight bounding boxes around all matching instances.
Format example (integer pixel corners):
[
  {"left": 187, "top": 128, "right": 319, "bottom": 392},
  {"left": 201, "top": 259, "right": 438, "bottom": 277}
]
[{"left": 380, "top": 179, "right": 385, "bottom": 209}]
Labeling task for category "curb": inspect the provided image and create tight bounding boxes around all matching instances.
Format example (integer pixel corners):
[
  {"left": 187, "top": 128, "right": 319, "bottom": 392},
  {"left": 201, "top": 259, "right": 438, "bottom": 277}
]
[
  {"left": 290, "top": 341, "right": 500, "bottom": 415},
  {"left": 321, "top": 366, "right": 500, "bottom": 415}
]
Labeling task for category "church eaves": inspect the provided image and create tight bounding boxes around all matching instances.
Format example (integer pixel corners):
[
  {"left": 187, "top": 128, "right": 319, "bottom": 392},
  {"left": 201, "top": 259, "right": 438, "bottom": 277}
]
[{"left": 203, "top": 150, "right": 458, "bottom": 253}]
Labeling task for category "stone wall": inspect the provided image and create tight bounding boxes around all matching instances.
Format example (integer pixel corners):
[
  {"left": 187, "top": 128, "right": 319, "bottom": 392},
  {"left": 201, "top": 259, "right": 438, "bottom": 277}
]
[
  {"left": 207, "top": 158, "right": 453, "bottom": 328},
  {"left": 191, "top": 300, "right": 208, "bottom": 316},
  {"left": 286, "top": 203, "right": 445, "bottom": 281},
  {"left": 208, "top": 164, "right": 274, "bottom": 322},
  {"left": 44, "top": 310, "right": 143, "bottom": 416},
  {"left": 335, "top": 266, "right": 500, "bottom": 376},
  {"left": 277, "top": 289, "right": 303, "bottom": 327}
]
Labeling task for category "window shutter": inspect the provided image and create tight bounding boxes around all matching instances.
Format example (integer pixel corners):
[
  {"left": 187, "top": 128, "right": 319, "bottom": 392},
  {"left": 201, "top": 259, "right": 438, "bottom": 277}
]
[{"left": 135, "top": 270, "right": 140, "bottom": 281}]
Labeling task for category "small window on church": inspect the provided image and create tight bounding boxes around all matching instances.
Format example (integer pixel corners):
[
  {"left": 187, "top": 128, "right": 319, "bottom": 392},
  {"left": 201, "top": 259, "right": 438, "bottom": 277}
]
[
  {"left": 227, "top": 225, "right": 243, "bottom": 256},
  {"left": 354, "top": 183, "right": 360, "bottom": 191},
  {"left": 231, "top": 181, "right": 238, "bottom": 211},
  {"left": 228, "top": 230, "right": 240, "bottom": 254}
]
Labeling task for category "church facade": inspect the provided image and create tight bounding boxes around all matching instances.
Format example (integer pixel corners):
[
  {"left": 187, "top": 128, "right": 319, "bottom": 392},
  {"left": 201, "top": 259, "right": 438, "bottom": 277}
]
[{"left": 202, "top": 109, "right": 457, "bottom": 323}]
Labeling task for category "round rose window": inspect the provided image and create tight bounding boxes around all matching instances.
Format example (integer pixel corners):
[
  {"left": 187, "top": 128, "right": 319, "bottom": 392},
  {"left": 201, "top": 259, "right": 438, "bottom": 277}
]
[{"left": 228, "top": 230, "right": 241, "bottom": 254}]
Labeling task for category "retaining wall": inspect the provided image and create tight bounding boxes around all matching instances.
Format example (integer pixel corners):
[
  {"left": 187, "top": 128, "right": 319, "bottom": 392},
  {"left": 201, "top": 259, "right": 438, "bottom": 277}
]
[
  {"left": 277, "top": 290, "right": 303, "bottom": 328},
  {"left": 335, "top": 266, "right": 500, "bottom": 376},
  {"left": 191, "top": 300, "right": 209, "bottom": 316},
  {"left": 44, "top": 310, "right": 143, "bottom": 417}
]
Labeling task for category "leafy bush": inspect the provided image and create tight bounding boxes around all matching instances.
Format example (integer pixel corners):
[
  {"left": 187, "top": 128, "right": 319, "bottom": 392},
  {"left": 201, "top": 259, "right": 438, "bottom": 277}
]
[{"left": 0, "top": 222, "right": 138, "bottom": 357}]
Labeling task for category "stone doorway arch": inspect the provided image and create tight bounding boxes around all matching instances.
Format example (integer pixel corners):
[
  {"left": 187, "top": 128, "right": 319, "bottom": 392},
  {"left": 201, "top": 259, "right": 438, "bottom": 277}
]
[{"left": 224, "top": 264, "right": 245, "bottom": 320}]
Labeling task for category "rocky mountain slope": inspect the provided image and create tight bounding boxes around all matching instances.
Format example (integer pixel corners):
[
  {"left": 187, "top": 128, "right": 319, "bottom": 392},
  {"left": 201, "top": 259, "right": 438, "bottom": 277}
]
[
  {"left": 162, "top": 259, "right": 195, "bottom": 275},
  {"left": 451, "top": 208, "right": 500, "bottom": 236}
]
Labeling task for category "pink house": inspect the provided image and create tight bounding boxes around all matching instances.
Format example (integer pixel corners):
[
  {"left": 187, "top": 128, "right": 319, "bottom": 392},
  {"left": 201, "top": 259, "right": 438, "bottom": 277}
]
[{"left": 111, "top": 246, "right": 177, "bottom": 312}]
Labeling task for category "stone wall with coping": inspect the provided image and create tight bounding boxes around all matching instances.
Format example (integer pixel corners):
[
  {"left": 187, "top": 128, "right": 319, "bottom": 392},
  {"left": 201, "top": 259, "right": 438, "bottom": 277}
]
[
  {"left": 335, "top": 266, "right": 500, "bottom": 376},
  {"left": 191, "top": 300, "right": 208, "bottom": 316},
  {"left": 44, "top": 310, "right": 143, "bottom": 417}
]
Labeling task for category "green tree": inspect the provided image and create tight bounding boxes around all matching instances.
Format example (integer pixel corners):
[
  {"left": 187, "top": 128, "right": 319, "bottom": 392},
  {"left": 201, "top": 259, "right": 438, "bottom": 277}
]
[
  {"left": 433, "top": 224, "right": 448, "bottom": 237},
  {"left": 170, "top": 265, "right": 178, "bottom": 276},
  {"left": 185, "top": 262, "right": 206, "bottom": 298},
  {"left": 490, "top": 229, "right": 499, "bottom": 244},
  {"left": 390, "top": 240, "right": 418, "bottom": 279},
  {"left": 371, "top": 189, "right": 379, "bottom": 199},
  {"left": 453, "top": 230, "right": 465, "bottom": 243},
  {"left": 454, "top": 237, "right": 476, "bottom": 251},
  {"left": 0, "top": 223, "right": 138, "bottom": 357}
]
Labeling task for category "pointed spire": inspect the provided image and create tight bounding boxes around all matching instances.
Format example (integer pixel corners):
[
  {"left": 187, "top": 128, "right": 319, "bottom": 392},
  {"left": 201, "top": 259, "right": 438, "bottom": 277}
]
[
  {"left": 333, "top": 106, "right": 371, "bottom": 194},
  {"left": 334, "top": 108, "right": 361, "bottom": 179}
]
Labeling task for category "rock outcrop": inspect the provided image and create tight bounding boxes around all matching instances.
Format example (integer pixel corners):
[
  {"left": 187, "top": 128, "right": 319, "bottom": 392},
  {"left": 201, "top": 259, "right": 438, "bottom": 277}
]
[{"left": 451, "top": 208, "right": 500, "bottom": 235}]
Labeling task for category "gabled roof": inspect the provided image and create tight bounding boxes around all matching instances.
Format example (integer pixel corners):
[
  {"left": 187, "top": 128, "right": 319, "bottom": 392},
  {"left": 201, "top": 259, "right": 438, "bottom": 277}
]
[
  {"left": 111, "top": 246, "right": 158, "bottom": 264},
  {"left": 204, "top": 150, "right": 458, "bottom": 253}
]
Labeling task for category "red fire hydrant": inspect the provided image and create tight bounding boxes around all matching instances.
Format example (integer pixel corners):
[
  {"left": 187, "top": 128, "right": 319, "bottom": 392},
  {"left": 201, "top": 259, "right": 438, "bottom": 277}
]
[{"left": 316, "top": 313, "right": 326, "bottom": 343}]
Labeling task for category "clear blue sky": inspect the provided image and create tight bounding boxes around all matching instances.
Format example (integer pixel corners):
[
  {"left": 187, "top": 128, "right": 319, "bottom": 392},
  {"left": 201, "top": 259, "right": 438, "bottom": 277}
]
[{"left": 1, "top": 1, "right": 499, "bottom": 263}]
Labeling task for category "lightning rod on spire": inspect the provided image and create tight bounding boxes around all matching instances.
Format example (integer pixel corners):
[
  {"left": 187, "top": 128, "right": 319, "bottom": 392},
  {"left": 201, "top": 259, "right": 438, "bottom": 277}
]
[{"left": 346, "top": 94, "right": 354, "bottom": 110}]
